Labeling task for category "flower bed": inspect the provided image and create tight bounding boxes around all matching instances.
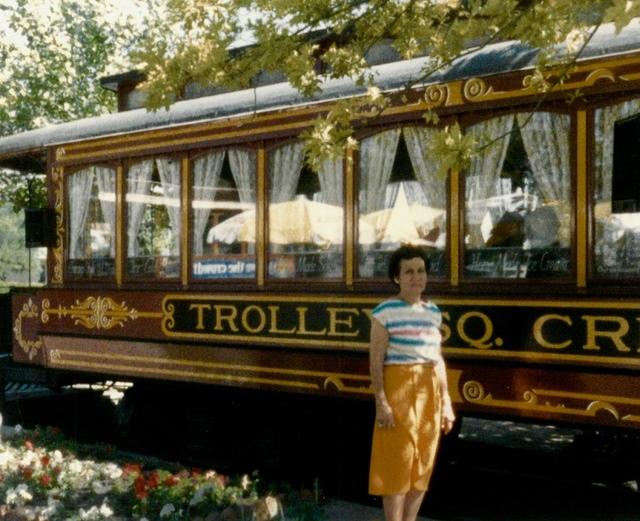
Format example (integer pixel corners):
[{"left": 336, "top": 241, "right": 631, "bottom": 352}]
[{"left": 0, "top": 425, "right": 324, "bottom": 521}]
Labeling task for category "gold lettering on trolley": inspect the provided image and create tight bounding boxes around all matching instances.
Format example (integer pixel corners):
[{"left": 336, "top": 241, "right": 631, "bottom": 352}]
[
  {"left": 241, "top": 305, "right": 266, "bottom": 333},
  {"left": 214, "top": 305, "right": 239, "bottom": 332},
  {"left": 268, "top": 306, "right": 296, "bottom": 334},
  {"left": 582, "top": 315, "right": 631, "bottom": 352},
  {"left": 457, "top": 311, "right": 496, "bottom": 349},
  {"left": 326, "top": 307, "right": 360, "bottom": 337},
  {"left": 189, "top": 303, "right": 212, "bottom": 330},
  {"left": 533, "top": 314, "right": 572, "bottom": 349},
  {"left": 180, "top": 301, "right": 368, "bottom": 339},
  {"left": 296, "top": 307, "right": 327, "bottom": 336}
]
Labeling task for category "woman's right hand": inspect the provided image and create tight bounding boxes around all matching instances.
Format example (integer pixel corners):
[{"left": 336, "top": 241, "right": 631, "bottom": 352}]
[{"left": 375, "top": 401, "right": 395, "bottom": 429}]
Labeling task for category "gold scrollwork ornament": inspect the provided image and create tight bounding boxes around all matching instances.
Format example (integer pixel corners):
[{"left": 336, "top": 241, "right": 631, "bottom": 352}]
[
  {"left": 462, "top": 380, "right": 489, "bottom": 402},
  {"left": 424, "top": 85, "right": 448, "bottom": 107},
  {"left": 13, "top": 298, "right": 43, "bottom": 360},
  {"left": 463, "top": 78, "right": 493, "bottom": 101},
  {"left": 41, "top": 296, "right": 139, "bottom": 330}
]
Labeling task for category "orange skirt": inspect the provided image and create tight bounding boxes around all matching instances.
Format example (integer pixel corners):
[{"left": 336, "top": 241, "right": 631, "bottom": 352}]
[{"left": 369, "top": 364, "right": 442, "bottom": 496}]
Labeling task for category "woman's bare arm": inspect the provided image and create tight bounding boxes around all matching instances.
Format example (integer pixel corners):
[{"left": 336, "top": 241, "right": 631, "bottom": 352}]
[
  {"left": 435, "top": 355, "right": 456, "bottom": 434},
  {"left": 369, "top": 318, "right": 395, "bottom": 429}
]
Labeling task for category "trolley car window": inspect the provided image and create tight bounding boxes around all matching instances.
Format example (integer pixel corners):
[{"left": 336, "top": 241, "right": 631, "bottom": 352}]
[
  {"left": 66, "top": 166, "right": 116, "bottom": 279},
  {"left": 464, "top": 113, "right": 571, "bottom": 279},
  {"left": 594, "top": 99, "right": 640, "bottom": 277},
  {"left": 193, "top": 149, "right": 257, "bottom": 280},
  {"left": 357, "top": 127, "right": 447, "bottom": 279},
  {"left": 267, "top": 141, "right": 344, "bottom": 279},
  {"left": 125, "top": 158, "right": 181, "bottom": 279}
]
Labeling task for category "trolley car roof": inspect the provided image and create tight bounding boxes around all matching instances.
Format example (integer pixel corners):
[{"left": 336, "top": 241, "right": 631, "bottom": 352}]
[{"left": 1, "top": 20, "right": 640, "bottom": 172}]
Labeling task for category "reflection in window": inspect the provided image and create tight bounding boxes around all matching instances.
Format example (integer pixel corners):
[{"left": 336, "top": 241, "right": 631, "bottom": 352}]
[
  {"left": 464, "top": 113, "right": 571, "bottom": 279},
  {"left": 66, "top": 166, "right": 116, "bottom": 278},
  {"left": 267, "top": 141, "right": 344, "bottom": 279},
  {"left": 357, "top": 128, "right": 447, "bottom": 278},
  {"left": 594, "top": 99, "right": 640, "bottom": 277},
  {"left": 126, "top": 159, "right": 180, "bottom": 279},
  {"left": 192, "top": 149, "right": 257, "bottom": 280}
]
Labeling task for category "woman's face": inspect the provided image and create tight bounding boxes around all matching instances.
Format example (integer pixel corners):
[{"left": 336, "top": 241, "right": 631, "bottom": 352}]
[{"left": 395, "top": 257, "right": 427, "bottom": 297}]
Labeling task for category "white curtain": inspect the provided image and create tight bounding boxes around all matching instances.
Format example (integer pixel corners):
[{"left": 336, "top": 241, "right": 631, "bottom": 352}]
[
  {"left": 95, "top": 167, "right": 116, "bottom": 257},
  {"left": 358, "top": 129, "right": 401, "bottom": 213},
  {"left": 466, "top": 115, "right": 514, "bottom": 203},
  {"left": 403, "top": 127, "right": 446, "bottom": 208},
  {"left": 67, "top": 167, "right": 95, "bottom": 259},
  {"left": 156, "top": 158, "right": 181, "bottom": 255},
  {"left": 269, "top": 142, "right": 305, "bottom": 203},
  {"left": 317, "top": 158, "right": 343, "bottom": 205},
  {"left": 384, "top": 183, "right": 400, "bottom": 208},
  {"left": 516, "top": 113, "right": 571, "bottom": 204},
  {"left": 228, "top": 149, "right": 257, "bottom": 204},
  {"left": 594, "top": 99, "right": 640, "bottom": 203},
  {"left": 192, "top": 151, "right": 225, "bottom": 256},
  {"left": 126, "top": 160, "right": 154, "bottom": 257}
]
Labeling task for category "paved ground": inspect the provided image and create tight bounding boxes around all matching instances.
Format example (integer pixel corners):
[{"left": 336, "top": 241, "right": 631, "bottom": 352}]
[
  {"left": 324, "top": 499, "right": 434, "bottom": 521},
  {"left": 322, "top": 417, "right": 640, "bottom": 521}
]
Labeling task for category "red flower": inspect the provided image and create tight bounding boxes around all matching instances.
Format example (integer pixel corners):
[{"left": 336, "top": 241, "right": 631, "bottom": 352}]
[
  {"left": 20, "top": 466, "right": 33, "bottom": 479},
  {"left": 134, "top": 475, "right": 148, "bottom": 499},
  {"left": 146, "top": 471, "right": 160, "bottom": 489},
  {"left": 163, "top": 475, "right": 179, "bottom": 487},
  {"left": 190, "top": 468, "right": 203, "bottom": 477},
  {"left": 39, "top": 474, "right": 53, "bottom": 487},
  {"left": 41, "top": 455, "right": 50, "bottom": 467},
  {"left": 24, "top": 440, "right": 35, "bottom": 451},
  {"left": 122, "top": 463, "right": 142, "bottom": 476}
]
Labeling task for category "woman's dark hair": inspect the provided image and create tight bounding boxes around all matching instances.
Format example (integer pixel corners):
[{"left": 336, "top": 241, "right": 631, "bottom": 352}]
[{"left": 388, "top": 245, "right": 430, "bottom": 284}]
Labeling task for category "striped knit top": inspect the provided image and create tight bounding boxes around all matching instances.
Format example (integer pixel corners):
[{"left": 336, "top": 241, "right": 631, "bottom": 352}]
[{"left": 371, "top": 298, "right": 442, "bottom": 365}]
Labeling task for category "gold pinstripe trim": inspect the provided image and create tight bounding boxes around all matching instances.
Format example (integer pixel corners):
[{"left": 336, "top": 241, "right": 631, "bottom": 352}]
[
  {"left": 181, "top": 157, "right": 189, "bottom": 286},
  {"left": 115, "top": 165, "right": 124, "bottom": 286},
  {"left": 576, "top": 110, "right": 588, "bottom": 287},
  {"left": 257, "top": 146, "right": 266, "bottom": 286},
  {"left": 345, "top": 145, "right": 355, "bottom": 286},
  {"left": 450, "top": 168, "right": 460, "bottom": 286},
  {"left": 47, "top": 348, "right": 372, "bottom": 394},
  {"left": 444, "top": 347, "right": 640, "bottom": 368}
]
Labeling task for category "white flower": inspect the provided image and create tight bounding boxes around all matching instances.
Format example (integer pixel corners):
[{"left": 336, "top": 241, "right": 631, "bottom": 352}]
[
  {"left": 79, "top": 506, "right": 98, "bottom": 520},
  {"left": 6, "top": 484, "right": 33, "bottom": 506},
  {"left": 102, "top": 462, "right": 123, "bottom": 480},
  {"left": 99, "top": 500, "right": 114, "bottom": 518},
  {"left": 52, "top": 450, "right": 64, "bottom": 463},
  {"left": 41, "top": 498, "right": 63, "bottom": 517},
  {"left": 241, "top": 473, "right": 251, "bottom": 490},
  {"left": 69, "top": 460, "right": 83, "bottom": 474},
  {"left": 14, "top": 424, "right": 23, "bottom": 435},
  {"left": 0, "top": 450, "right": 11, "bottom": 467},
  {"left": 5, "top": 489, "right": 17, "bottom": 505},
  {"left": 91, "top": 480, "right": 112, "bottom": 495},
  {"left": 159, "top": 503, "right": 176, "bottom": 518}
]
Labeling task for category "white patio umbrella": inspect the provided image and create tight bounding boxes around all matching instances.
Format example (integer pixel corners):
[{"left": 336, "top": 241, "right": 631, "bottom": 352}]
[
  {"left": 207, "top": 195, "right": 347, "bottom": 246},
  {"left": 363, "top": 183, "right": 444, "bottom": 244}
]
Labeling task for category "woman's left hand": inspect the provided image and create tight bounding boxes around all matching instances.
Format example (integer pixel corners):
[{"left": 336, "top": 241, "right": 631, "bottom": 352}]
[{"left": 441, "top": 397, "right": 456, "bottom": 435}]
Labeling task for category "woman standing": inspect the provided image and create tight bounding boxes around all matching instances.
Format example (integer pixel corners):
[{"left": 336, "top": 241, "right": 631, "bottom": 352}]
[{"left": 369, "top": 245, "right": 455, "bottom": 521}]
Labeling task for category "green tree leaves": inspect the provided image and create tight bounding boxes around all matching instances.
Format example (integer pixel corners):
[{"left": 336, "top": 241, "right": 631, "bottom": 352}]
[{"left": 134, "top": 0, "right": 638, "bottom": 173}]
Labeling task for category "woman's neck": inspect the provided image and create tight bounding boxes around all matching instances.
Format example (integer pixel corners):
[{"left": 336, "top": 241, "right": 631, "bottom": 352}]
[{"left": 398, "top": 292, "right": 422, "bottom": 305}]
